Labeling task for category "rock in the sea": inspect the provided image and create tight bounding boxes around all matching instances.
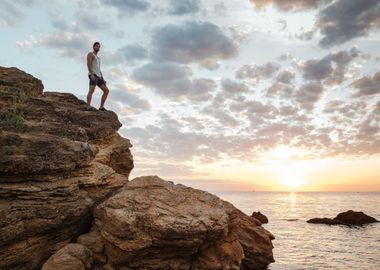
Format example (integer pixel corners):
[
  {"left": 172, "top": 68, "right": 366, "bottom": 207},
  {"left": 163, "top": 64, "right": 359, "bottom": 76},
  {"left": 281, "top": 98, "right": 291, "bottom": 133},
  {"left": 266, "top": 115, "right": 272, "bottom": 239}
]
[
  {"left": 94, "top": 175, "right": 275, "bottom": 270},
  {"left": 41, "top": 244, "right": 93, "bottom": 270},
  {"left": 0, "top": 66, "right": 134, "bottom": 270},
  {"left": 307, "top": 210, "right": 378, "bottom": 226},
  {"left": 307, "top": 218, "right": 342, "bottom": 225},
  {"left": 251, "top": 211, "right": 269, "bottom": 224},
  {"left": 335, "top": 210, "right": 378, "bottom": 225}
]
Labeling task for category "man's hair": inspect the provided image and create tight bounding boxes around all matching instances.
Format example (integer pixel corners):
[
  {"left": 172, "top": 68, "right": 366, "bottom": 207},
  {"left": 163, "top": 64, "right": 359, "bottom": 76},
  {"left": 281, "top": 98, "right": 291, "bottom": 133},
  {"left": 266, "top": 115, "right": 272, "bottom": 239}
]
[{"left": 93, "top": 42, "right": 100, "bottom": 48}]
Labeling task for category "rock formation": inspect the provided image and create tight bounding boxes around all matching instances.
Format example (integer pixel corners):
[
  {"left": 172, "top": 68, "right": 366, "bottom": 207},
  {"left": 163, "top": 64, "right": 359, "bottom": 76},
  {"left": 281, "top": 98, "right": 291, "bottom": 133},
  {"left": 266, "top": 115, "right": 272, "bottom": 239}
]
[
  {"left": 93, "top": 176, "right": 275, "bottom": 270},
  {"left": 307, "top": 210, "right": 378, "bottom": 226},
  {"left": 0, "top": 66, "right": 275, "bottom": 270},
  {"left": 251, "top": 211, "right": 269, "bottom": 224},
  {"left": 0, "top": 66, "right": 133, "bottom": 270}
]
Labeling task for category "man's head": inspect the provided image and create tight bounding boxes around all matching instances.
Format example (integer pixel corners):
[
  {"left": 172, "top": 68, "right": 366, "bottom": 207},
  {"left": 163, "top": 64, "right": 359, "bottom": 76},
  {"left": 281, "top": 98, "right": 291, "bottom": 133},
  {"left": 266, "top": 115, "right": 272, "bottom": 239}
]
[{"left": 93, "top": 42, "right": 101, "bottom": 52}]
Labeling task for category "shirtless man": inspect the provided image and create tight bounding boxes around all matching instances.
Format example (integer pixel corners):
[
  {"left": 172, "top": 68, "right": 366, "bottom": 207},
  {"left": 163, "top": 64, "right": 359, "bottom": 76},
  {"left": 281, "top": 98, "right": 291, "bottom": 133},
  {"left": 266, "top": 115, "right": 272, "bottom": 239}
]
[{"left": 86, "top": 41, "right": 109, "bottom": 111}]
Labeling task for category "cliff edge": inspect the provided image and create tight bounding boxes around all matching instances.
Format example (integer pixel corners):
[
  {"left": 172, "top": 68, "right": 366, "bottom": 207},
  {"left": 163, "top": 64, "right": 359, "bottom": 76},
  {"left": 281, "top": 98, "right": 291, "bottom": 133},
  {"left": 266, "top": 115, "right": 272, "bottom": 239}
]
[{"left": 0, "top": 66, "right": 274, "bottom": 270}]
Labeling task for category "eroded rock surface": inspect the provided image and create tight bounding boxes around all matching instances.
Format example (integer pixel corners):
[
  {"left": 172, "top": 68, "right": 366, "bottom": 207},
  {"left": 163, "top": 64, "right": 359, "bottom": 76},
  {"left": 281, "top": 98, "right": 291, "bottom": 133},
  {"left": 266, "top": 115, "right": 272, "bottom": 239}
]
[
  {"left": 94, "top": 176, "right": 275, "bottom": 270},
  {"left": 0, "top": 66, "right": 134, "bottom": 270}
]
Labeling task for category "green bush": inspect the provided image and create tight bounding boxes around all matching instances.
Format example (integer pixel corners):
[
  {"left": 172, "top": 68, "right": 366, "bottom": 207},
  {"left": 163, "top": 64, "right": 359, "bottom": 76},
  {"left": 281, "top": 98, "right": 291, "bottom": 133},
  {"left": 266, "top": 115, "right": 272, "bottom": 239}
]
[
  {"left": 2, "top": 110, "right": 24, "bottom": 132},
  {"left": 2, "top": 144, "right": 17, "bottom": 155}
]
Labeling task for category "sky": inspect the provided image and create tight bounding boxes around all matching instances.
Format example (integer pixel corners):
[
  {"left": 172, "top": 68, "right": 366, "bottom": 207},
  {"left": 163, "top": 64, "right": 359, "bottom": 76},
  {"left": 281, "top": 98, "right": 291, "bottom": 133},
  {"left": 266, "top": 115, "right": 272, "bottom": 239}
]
[{"left": 1, "top": 0, "right": 379, "bottom": 192}]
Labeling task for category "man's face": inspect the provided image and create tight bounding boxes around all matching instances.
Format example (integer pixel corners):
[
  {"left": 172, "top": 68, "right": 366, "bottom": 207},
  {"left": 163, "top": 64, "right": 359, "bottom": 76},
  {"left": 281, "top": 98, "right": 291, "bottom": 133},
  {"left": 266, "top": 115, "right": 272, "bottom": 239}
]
[{"left": 93, "top": 44, "right": 101, "bottom": 52}]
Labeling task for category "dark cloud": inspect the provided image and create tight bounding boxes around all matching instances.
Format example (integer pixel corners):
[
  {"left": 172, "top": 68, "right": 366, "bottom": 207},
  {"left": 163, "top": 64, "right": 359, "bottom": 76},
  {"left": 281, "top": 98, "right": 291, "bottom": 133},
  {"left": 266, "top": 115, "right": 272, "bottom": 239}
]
[
  {"left": 132, "top": 62, "right": 215, "bottom": 101},
  {"left": 250, "top": 0, "right": 380, "bottom": 47},
  {"left": 300, "top": 47, "right": 362, "bottom": 86},
  {"left": 350, "top": 71, "right": 380, "bottom": 97},
  {"left": 151, "top": 21, "right": 238, "bottom": 67},
  {"left": 302, "top": 57, "right": 333, "bottom": 81},
  {"left": 266, "top": 82, "right": 294, "bottom": 98},
  {"left": 317, "top": 0, "right": 380, "bottom": 47},
  {"left": 295, "top": 82, "right": 325, "bottom": 110},
  {"left": 276, "top": 69, "right": 295, "bottom": 84},
  {"left": 109, "top": 88, "right": 151, "bottom": 113},
  {"left": 221, "top": 79, "right": 249, "bottom": 95},
  {"left": 101, "top": 0, "right": 150, "bottom": 15},
  {"left": 116, "top": 44, "right": 148, "bottom": 63},
  {"left": 249, "top": 0, "right": 332, "bottom": 12},
  {"left": 236, "top": 62, "right": 280, "bottom": 82},
  {"left": 168, "top": 0, "right": 201, "bottom": 15}
]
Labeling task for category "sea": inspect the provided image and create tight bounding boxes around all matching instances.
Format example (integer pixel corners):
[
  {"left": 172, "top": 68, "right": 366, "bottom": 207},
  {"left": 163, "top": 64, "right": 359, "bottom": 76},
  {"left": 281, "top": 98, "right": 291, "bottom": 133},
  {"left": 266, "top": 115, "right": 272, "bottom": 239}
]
[{"left": 211, "top": 191, "right": 380, "bottom": 270}]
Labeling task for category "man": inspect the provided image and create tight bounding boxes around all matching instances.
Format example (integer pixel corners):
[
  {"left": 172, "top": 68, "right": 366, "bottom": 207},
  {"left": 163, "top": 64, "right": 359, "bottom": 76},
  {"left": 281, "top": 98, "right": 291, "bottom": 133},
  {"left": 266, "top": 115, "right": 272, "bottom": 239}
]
[{"left": 86, "top": 41, "right": 109, "bottom": 111}]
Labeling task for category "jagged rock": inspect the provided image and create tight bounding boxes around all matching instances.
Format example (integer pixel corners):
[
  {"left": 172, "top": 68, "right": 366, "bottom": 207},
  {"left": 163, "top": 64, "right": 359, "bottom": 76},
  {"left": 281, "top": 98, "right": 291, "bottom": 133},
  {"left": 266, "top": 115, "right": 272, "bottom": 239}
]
[
  {"left": 251, "top": 211, "right": 269, "bottom": 224},
  {"left": 94, "top": 176, "right": 275, "bottom": 270},
  {"left": 307, "top": 210, "right": 378, "bottom": 226},
  {"left": 41, "top": 244, "right": 93, "bottom": 270},
  {"left": 0, "top": 66, "right": 133, "bottom": 270}
]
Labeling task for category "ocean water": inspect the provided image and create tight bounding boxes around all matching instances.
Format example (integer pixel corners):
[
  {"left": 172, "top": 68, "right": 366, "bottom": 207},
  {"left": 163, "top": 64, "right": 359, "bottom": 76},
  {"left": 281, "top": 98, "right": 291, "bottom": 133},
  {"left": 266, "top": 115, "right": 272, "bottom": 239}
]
[{"left": 212, "top": 192, "right": 380, "bottom": 270}]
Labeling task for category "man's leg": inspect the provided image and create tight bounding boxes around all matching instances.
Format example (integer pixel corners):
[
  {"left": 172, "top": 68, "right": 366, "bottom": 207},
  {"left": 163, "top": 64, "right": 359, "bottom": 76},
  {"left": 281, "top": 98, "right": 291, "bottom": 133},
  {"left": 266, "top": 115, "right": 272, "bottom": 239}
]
[
  {"left": 99, "top": 83, "right": 109, "bottom": 109},
  {"left": 86, "top": 85, "right": 96, "bottom": 108}
]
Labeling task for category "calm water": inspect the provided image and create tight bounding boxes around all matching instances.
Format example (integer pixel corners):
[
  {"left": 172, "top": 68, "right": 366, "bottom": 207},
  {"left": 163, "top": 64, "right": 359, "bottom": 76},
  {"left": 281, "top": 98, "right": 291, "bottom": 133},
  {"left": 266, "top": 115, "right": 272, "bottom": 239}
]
[{"left": 212, "top": 192, "right": 380, "bottom": 270}]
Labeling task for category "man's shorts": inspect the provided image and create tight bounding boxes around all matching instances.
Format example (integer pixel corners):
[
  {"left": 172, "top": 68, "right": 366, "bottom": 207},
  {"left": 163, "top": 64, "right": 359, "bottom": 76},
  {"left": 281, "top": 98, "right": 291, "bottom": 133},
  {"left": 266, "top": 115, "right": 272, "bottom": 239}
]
[{"left": 89, "top": 74, "right": 106, "bottom": 87}]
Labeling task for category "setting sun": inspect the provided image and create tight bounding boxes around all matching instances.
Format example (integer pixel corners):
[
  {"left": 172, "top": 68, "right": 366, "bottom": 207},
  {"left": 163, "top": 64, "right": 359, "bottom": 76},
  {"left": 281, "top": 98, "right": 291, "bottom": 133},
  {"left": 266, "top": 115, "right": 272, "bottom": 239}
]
[{"left": 276, "top": 165, "right": 308, "bottom": 189}]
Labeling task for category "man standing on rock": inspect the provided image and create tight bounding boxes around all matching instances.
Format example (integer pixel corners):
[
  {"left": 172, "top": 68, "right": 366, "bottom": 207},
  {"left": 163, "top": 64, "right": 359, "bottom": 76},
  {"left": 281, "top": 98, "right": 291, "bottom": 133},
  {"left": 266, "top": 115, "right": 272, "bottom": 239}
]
[{"left": 86, "top": 41, "right": 109, "bottom": 111}]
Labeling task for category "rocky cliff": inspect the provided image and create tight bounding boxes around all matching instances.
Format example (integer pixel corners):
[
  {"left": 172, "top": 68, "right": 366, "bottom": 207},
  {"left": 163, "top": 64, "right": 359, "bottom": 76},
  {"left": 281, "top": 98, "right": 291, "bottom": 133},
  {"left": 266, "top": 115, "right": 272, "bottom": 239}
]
[{"left": 0, "top": 66, "right": 274, "bottom": 270}]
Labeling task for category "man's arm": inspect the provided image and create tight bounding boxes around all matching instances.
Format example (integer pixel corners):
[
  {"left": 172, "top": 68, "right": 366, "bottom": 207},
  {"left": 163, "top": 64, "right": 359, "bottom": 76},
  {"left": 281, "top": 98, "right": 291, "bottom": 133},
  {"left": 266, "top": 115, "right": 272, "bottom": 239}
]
[{"left": 87, "top": 53, "right": 95, "bottom": 79}]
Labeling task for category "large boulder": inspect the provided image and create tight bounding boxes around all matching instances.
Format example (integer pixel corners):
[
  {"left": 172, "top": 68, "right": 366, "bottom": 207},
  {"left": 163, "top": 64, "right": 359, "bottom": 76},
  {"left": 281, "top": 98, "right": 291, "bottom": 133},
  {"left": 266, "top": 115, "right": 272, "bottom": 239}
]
[
  {"left": 0, "top": 66, "right": 134, "bottom": 270},
  {"left": 94, "top": 176, "right": 275, "bottom": 270}
]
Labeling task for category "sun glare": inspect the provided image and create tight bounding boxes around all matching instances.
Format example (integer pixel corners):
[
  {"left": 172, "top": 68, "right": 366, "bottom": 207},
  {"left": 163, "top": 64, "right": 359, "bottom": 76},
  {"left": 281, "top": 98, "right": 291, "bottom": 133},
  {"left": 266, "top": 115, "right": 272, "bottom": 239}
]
[{"left": 276, "top": 164, "right": 308, "bottom": 189}]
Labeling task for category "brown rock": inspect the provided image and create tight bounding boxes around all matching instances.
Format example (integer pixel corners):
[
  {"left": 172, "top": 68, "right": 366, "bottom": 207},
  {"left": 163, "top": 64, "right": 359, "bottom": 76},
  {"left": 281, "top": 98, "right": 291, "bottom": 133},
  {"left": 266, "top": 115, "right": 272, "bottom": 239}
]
[
  {"left": 251, "top": 211, "right": 269, "bottom": 224},
  {"left": 307, "top": 218, "right": 342, "bottom": 225},
  {"left": 94, "top": 176, "right": 275, "bottom": 270},
  {"left": 335, "top": 210, "right": 378, "bottom": 225},
  {"left": 307, "top": 210, "right": 378, "bottom": 226},
  {"left": 0, "top": 66, "right": 133, "bottom": 270},
  {"left": 41, "top": 244, "right": 93, "bottom": 270}
]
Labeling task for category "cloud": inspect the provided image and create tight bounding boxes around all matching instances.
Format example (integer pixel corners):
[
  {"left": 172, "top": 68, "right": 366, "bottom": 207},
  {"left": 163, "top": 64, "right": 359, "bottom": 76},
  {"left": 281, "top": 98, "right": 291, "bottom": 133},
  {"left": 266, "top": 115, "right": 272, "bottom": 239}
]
[
  {"left": 276, "top": 69, "right": 295, "bottom": 84},
  {"left": 317, "top": 0, "right": 380, "bottom": 47},
  {"left": 109, "top": 87, "right": 151, "bottom": 113},
  {"left": 17, "top": 32, "right": 92, "bottom": 59},
  {"left": 0, "top": 0, "right": 37, "bottom": 27},
  {"left": 250, "top": 0, "right": 380, "bottom": 47},
  {"left": 299, "top": 47, "right": 362, "bottom": 86},
  {"left": 132, "top": 62, "right": 216, "bottom": 101},
  {"left": 350, "top": 71, "right": 380, "bottom": 97},
  {"left": 221, "top": 79, "right": 249, "bottom": 95},
  {"left": 266, "top": 82, "right": 294, "bottom": 98},
  {"left": 168, "top": 0, "right": 201, "bottom": 15},
  {"left": 249, "top": 0, "right": 332, "bottom": 12},
  {"left": 295, "top": 82, "right": 325, "bottom": 110},
  {"left": 101, "top": 0, "right": 150, "bottom": 15},
  {"left": 151, "top": 21, "right": 238, "bottom": 67},
  {"left": 236, "top": 62, "right": 280, "bottom": 82}
]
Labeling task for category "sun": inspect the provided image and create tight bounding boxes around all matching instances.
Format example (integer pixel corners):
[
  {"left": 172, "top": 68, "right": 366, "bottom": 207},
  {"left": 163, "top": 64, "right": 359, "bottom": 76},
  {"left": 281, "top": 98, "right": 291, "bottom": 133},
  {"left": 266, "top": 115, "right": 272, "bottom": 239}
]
[
  {"left": 277, "top": 166, "right": 308, "bottom": 188},
  {"left": 279, "top": 175, "right": 305, "bottom": 187}
]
